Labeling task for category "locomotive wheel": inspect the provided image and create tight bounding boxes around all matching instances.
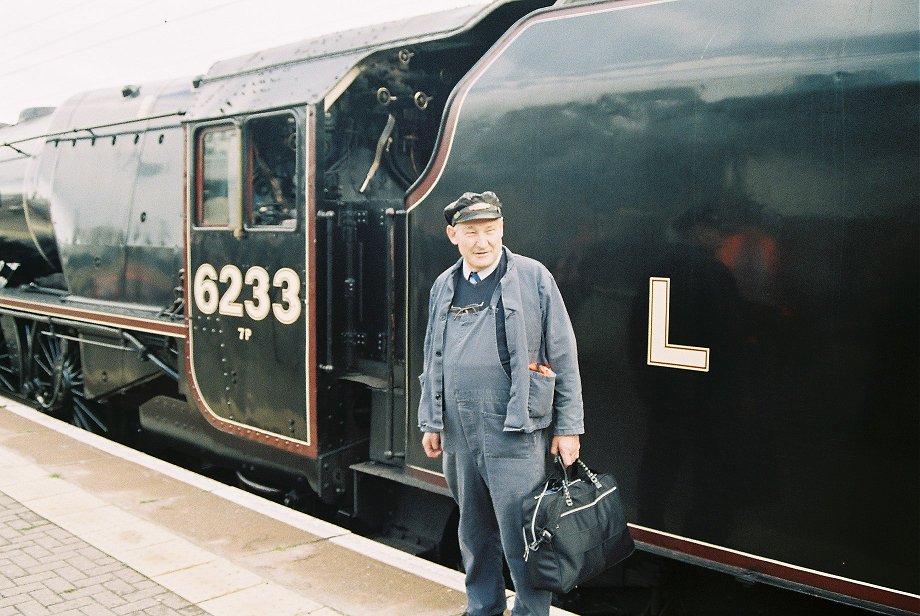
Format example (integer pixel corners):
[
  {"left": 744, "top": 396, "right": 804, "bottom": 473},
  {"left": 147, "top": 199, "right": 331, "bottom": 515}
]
[
  {"left": 24, "top": 324, "right": 108, "bottom": 434},
  {"left": 0, "top": 328, "right": 18, "bottom": 394}
]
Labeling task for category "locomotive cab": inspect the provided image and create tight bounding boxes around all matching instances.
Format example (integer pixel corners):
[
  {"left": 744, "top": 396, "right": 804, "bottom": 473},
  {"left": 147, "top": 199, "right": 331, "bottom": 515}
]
[{"left": 149, "top": 0, "right": 552, "bottom": 510}]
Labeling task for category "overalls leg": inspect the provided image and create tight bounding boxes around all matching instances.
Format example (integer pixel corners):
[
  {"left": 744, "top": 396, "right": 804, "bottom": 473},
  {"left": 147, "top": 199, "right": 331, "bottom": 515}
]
[
  {"left": 482, "top": 428, "right": 552, "bottom": 616},
  {"left": 444, "top": 450, "right": 508, "bottom": 616}
]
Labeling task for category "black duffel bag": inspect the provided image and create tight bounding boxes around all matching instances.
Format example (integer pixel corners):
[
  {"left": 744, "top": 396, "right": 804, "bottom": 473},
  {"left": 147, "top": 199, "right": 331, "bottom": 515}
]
[{"left": 522, "top": 457, "right": 634, "bottom": 594}]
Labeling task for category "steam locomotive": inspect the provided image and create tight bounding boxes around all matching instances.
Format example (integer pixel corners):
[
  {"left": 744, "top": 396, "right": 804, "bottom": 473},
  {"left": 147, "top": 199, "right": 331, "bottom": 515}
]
[{"left": 1, "top": 0, "right": 917, "bottom": 613}]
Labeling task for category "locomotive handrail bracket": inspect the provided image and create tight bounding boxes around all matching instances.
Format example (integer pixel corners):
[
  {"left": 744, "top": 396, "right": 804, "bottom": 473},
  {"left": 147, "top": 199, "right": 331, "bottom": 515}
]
[{"left": 0, "top": 111, "right": 187, "bottom": 147}]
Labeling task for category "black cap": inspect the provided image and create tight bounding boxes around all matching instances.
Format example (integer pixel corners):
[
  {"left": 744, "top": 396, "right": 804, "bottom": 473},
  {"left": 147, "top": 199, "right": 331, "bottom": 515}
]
[{"left": 443, "top": 191, "right": 503, "bottom": 225}]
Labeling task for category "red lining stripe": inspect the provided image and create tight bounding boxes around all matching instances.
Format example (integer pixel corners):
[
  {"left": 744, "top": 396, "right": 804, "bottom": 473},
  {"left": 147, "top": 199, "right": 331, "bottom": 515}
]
[
  {"left": 0, "top": 297, "right": 185, "bottom": 338},
  {"left": 630, "top": 525, "right": 920, "bottom": 612}
]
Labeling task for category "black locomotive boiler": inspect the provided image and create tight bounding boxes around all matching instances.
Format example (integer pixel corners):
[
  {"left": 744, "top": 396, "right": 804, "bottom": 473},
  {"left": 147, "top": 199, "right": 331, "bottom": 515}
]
[{"left": 0, "top": 1, "right": 917, "bottom": 614}]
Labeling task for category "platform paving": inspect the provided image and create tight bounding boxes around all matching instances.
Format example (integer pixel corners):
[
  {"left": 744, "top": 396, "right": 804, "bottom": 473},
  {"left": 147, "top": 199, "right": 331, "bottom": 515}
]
[
  {"left": 0, "top": 489, "right": 205, "bottom": 615},
  {"left": 0, "top": 396, "right": 575, "bottom": 616}
]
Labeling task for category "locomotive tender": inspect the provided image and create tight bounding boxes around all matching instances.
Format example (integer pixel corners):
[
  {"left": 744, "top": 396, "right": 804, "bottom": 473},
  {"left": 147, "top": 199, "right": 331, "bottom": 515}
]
[{"left": 0, "top": 0, "right": 917, "bottom": 613}]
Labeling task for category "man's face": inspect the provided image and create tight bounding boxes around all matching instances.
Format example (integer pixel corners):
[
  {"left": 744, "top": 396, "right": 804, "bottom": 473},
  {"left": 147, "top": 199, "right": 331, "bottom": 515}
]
[{"left": 446, "top": 217, "right": 504, "bottom": 271}]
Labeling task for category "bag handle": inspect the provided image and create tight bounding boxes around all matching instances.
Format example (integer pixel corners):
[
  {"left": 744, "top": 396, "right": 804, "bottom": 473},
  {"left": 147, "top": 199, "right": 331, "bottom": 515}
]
[
  {"left": 553, "top": 456, "right": 604, "bottom": 507},
  {"left": 575, "top": 459, "right": 604, "bottom": 490}
]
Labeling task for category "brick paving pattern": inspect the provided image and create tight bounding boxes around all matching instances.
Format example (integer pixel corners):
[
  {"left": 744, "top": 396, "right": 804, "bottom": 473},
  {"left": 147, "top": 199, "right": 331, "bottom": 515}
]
[{"left": 0, "top": 490, "right": 206, "bottom": 616}]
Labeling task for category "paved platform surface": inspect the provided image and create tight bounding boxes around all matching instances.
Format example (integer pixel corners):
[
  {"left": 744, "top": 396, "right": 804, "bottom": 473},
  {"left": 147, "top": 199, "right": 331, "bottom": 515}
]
[
  {"left": 0, "top": 490, "right": 204, "bottom": 615},
  {"left": 0, "top": 395, "right": 576, "bottom": 616}
]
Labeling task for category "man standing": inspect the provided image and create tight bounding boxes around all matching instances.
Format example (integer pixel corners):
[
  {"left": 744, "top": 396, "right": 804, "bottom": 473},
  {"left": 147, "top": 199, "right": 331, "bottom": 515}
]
[{"left": 418, "top": 191, "right": 584, "bottom": 616}]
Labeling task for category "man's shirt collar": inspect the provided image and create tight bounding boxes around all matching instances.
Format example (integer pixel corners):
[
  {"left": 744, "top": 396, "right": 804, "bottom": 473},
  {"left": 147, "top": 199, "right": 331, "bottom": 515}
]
[{"left": 462, "top": 254, "right": 501, "bottom": 282}]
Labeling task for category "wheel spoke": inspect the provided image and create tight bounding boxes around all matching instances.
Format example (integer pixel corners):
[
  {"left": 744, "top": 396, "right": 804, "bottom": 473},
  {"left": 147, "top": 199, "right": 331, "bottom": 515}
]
[
  {"left": 40, "top": 336, "right": 55, "bottom": 367},
  {"left": 74, "top": 399, "right": 108, "bottom": 433},
  {"left": 34, "top": 356, "right": 52, "bottom": 376},
  {"left": 70, "top": 407, "right": 90, "bottom": 431}
]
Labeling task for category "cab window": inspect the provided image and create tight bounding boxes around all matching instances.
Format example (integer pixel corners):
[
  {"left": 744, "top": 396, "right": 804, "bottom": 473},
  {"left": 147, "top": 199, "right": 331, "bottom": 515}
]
[
  {"left": 195, "top": 125, "right": 240, "bottom": 227},
  {"left": 246, "top": 113, "right": 298, "bottom": 228}
]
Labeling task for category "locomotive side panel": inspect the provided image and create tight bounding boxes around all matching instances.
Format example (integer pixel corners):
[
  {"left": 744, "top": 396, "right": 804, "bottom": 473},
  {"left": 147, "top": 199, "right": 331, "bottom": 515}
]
[
  {"left": 123, "top": 81, "right": 190, "bottom": 307},
  {"left": 42, "top": 81, "right": 191, "bottom": 305},
  {"left": 407, "top": 0, "right": 919, "bottom": 607},
  {"left": 50, "top": 126, "right": 141, "bottom": 299}
]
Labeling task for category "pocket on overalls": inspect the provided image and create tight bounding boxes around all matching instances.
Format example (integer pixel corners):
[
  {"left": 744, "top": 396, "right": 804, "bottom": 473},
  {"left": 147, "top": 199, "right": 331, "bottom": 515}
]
[
  {"left": 456, "top": 392, "right": 534, "bottom": 459},
  {"left": 481, "top": 412, "right": 537, "bottom": 459},
  {"left": 527, "top": 369, "right": 556, "bottom": 420}
]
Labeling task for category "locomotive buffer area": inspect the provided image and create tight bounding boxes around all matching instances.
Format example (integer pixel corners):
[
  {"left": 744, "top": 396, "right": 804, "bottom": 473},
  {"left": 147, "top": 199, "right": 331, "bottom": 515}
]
[{"left": 0, "top": 393, "right": 574, "bottom": 615}]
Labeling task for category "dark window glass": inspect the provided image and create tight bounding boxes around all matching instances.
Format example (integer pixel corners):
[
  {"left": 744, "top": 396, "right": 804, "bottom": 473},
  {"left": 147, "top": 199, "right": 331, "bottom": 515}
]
[{"left": 246, "top": 114, "right": 298, "bottom": 228}]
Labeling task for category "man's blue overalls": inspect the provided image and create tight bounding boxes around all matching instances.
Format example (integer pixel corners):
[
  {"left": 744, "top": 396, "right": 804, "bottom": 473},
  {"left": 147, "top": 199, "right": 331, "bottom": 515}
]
[{"left": 441, "top": 265, "right": 552, "bottom": 616}]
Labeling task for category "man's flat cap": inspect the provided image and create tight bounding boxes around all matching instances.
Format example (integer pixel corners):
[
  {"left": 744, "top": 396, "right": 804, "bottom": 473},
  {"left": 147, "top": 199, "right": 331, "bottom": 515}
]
[{"left": 444, "top": 191, "right": 503, "bottom": 225}]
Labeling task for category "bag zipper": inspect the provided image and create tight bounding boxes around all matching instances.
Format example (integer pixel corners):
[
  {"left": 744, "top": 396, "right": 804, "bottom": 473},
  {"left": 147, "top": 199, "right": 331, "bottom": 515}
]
[
  {"left": 529, "top": 478, "right": 550, "bottom": 545},
  {"left": 525, "top": 478, "right": 554, "bottom": 560}
]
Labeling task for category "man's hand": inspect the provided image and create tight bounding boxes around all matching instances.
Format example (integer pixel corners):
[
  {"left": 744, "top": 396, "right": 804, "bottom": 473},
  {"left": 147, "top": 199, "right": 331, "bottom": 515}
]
[
  {"left": 551, "top": 434, "right": 580, "bottom": 467},
  {"left": 422, "top": 432, "right": 443, "bottom": 458}
]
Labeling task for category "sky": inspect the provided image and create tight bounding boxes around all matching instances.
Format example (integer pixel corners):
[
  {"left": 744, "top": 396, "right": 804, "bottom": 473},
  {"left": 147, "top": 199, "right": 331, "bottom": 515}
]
[{"left": 0, "top": 0, "right": 490, "bottom": 125}]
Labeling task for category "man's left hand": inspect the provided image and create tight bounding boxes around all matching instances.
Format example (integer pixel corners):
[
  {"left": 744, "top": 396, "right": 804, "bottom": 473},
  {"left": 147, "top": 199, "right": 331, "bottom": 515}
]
[{"left": 551, "top": 434, "right": 580, "bottom": 467}]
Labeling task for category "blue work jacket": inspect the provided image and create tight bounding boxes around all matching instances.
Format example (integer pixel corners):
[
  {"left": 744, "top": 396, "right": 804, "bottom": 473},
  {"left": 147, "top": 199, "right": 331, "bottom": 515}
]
[{"left": 418, "top": 247, "right": 585, "bottom": 435}]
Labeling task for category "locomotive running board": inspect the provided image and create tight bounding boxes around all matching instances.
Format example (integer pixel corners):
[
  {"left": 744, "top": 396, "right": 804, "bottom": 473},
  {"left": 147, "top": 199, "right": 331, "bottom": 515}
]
[
  {"left": 351, "top": 461, "right": 451, "bottom": 498},
  {"left": 0, "top": 290, "right": 185, "bottom": 338}
]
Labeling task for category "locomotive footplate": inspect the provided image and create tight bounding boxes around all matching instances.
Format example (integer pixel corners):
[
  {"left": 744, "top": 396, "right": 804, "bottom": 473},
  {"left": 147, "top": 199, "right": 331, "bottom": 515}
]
[
  {"left": 0, "top": 286, "right": 185, "bottom": 339},
  {"left": 351, "top": 460, "right": 451, "bottom": 498}
]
